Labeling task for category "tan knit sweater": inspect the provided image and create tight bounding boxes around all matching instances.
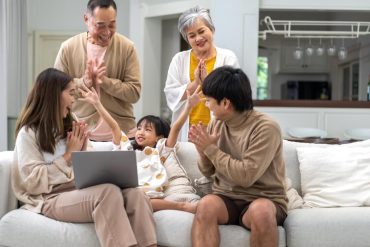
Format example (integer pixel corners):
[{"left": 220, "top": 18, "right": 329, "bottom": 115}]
[
  {"left": 11, "top": 127, "right": 75, "bottom": 213},
  {"left": 199, "top": 110, "right": 288, "bottom": 212},
  {"left": 54, "top": 32, "right": 141, "bottom": 133}
]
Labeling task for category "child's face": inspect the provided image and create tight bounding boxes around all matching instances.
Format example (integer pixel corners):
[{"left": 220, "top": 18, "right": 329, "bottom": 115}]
[{"left": 135, "top": 121, "right": 158, "bottom": 148}]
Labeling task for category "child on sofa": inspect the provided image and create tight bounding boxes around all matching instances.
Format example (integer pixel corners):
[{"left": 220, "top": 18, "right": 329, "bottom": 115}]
[{"left": 79, "top": 84, "right": 201, "bottom": 213}]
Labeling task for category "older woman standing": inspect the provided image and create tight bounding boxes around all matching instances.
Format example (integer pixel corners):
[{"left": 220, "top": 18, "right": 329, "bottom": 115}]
[{"left": 164, "top": 6, "right": 239, "bottom": 141}]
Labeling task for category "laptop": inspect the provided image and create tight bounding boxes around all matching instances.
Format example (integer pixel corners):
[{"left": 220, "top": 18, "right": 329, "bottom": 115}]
[{"left": 72, "top": 150, "right": 138, "bottom": 189}]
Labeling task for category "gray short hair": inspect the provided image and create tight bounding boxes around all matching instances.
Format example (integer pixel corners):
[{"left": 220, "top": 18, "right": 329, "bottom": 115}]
[{"left": 178, "top": 6, "right": 215, "bottom": 43}]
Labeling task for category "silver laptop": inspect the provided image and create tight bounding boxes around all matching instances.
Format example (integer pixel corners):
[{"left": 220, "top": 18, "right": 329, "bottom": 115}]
[{"left": 72, "top": 150, "right": 138, "bottom": 189}]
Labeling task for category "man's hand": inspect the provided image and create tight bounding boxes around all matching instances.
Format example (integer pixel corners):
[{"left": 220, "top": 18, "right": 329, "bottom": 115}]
[
  {"left": 83, "top": 60, "right": 94, "bottom": 88},
  {"left": 189, "top": 121, "right": 221, "bottom": 153},
  {"left": 84, "top": 58, "right": 107, "bottom": 89},
  {"left": 94, "top": 58, "right": 106, "bottom": 85}
]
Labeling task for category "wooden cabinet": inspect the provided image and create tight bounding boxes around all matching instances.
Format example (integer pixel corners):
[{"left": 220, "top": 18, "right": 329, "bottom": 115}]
[{"left": 279, "top": 44, "right": 329, "bottom": 73}]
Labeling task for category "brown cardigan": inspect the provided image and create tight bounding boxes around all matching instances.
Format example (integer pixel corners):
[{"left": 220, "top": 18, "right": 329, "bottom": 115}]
[{"left": 54, "top": 32, "right": 141, "bottom": 134}]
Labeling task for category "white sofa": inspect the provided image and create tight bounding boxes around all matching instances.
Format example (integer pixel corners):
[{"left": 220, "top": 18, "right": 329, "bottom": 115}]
[
  {"left": 0, "top": 142, "right": 286, "bottom": 247},
  {"left": 2, "top": 140, "right": 370, "bottom": 246}
]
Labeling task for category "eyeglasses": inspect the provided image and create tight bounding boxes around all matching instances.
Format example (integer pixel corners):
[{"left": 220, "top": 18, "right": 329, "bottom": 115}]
[{"left": 89, "top": 17, "right": 116, "bottom": 31}]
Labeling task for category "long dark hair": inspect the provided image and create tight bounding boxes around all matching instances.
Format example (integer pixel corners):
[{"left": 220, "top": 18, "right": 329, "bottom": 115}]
[
  {"left": 131, "top": 115, "right": 170, "bottom": 150},
  {"left": 15, "top": 68, "right": 74, "bottom": 153}
]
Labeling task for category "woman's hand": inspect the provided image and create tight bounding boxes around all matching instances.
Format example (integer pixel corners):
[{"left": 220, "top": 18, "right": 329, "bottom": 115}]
[
  {"left": 63, "top": 122, "right": 88, "bottom": 164},
  {"left": 194, "top": 59, "right": 207, "bottom": 85}
]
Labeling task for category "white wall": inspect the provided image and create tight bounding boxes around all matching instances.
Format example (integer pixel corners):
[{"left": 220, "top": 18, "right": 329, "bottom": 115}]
[
  {"left": 27, "top": 0, "right": 129, "bottom": 35},
  {"left": 161, "top": 18, "right": 180, "bottom": 120},
  {"left": 211, "top": 0, "right": 259, "bottom": 98},
  {"left": 0, "top": 0, "right": 7, "bottom": 151}
]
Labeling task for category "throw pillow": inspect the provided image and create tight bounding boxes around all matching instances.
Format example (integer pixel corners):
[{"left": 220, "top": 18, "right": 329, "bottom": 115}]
[{"left": 297, "top": 146, "right": 370, "bottom": 208}]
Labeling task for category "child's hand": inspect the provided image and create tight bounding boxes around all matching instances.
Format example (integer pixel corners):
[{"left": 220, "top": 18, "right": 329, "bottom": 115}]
[
  {"left": 186, "top": 85, "right": 203, "bottom": 109},
  {"left": 78, "top": 84, "right": 100, "bottom": 106}
]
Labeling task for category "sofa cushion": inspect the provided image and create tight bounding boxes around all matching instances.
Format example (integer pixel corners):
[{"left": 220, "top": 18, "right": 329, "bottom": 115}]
[
  {"left": 282, "top": 139, "right": 370, "bottom": 195},
  {"left": 284, "top": 207, "right": 370, "bottom": 247},
  {"left": 297, "top": 146, "right": 370, "bottom": 208},
  {"left": 282, "top": 140, "right": 329, "bottom": 194},
  {"left": 155, "top": 209, "right": 286, "bottom": 246},
  {"left": 0, "top": 209, "right": 287, "bottom": 247},
  {"left": 0, "top": 209, "right": 100, "bottom": 247},
  {"left": 0, "top": 151, "right": 17, "bottom": 218}
]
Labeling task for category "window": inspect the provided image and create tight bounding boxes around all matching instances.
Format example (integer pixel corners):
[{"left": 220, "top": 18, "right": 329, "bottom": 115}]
[{"left": 257, "top": 56, "right": 269, "bottom": 100}]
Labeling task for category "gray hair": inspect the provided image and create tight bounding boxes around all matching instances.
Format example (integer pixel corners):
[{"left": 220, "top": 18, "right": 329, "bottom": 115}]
[{"left": 178, "top": 6, "right": 215, "bottom": 43}]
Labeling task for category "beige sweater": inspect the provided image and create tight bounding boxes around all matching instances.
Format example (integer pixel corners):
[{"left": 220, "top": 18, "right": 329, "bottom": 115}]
[
  {"left": 199, "top": 110, "right": 288, "bottom": 212},
  {"left": 11, "top": 127, "right": 75, "bottom": 213},
  {"left": 54, "top": 32, "right": 141, "bottom": 133}
]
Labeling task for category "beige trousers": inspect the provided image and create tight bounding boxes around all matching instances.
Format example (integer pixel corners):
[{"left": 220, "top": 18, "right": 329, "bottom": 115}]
[{"left": 42, "top": 184, "right": 157, "bottom": 247}]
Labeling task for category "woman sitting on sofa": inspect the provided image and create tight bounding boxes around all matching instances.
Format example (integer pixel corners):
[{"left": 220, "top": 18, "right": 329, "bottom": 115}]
[
  {"left": 11, "top": 68, "right": 157, "bottom": 247},
  {"left": 78, "top": 83, "right": 201, "bottom": 213}
]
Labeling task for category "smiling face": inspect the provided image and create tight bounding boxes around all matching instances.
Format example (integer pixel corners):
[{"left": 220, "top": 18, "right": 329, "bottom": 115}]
[
  {"left": 186, "top": 18, "right": 214, "bottom": 56},
  {"left": 135, "top": 120, "right": 158, "bottom": 148},
  {"left": 60, "top": 81, "right": 76, "bottom": 118},
  {"left": 85, "top": 6, "right": 116, "bottom": 46},
  {"left": 205, "top": 96, "right": 231, "bottom": 121}
]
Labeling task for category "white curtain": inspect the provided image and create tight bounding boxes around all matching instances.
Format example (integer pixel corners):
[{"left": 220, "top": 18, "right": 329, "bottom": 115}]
[{"left": 0, "top": 0, "right": 28, "bottom": 151}]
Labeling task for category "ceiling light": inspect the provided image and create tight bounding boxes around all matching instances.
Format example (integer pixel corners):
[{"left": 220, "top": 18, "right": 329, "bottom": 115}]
[
  {"left": 306, "top": 39, "right": 314, "bottom": 56},
  {"left": 338, "top": 39, "right": 347, "bottom": 60},
  {"left": 294, "top": 38, "right": 303, "bottom": 60},
  {"left": 316, "top": 39, "right": 325, "bottom": 56},
  {"left": 327, "top": 39, "right": 336, "bottom": 56}
]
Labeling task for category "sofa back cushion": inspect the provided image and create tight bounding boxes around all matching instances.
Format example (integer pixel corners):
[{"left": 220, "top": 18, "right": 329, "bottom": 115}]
[
  {"left": 282, "top": 140, "right": 329, "bottom": 194},
  {"left": 297, "top": 146, "right": 370, "bottom": 207},
  {"left": 283, "top": 139, "right": 370, "bottom": 196}
]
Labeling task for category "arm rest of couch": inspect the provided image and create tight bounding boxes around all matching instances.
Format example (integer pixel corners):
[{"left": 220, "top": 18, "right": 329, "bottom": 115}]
[{"left": 0, "top": 151, "right": 17, "bottom": 218}]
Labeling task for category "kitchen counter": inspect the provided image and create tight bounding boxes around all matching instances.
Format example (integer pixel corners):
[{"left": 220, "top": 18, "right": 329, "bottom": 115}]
[{"left": 254, "top": 100, "right": 370, "bottom": 108}]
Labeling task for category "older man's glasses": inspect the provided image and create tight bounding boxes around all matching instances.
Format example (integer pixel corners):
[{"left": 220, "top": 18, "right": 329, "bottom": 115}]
[{"left": 90, "top": 18, "right": 116, "bottom": 31}]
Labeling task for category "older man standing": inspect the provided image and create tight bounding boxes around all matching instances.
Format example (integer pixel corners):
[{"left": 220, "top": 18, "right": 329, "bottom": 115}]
[{"left": 55, "top": 0, "right": 140, "bottom": 140}]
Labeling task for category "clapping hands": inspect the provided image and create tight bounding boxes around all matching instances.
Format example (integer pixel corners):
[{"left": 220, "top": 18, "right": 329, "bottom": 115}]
[
  {"left": 188, "top": 121, "right": 221, "bottom": 153},
  {"left": 194, "top": 59, "right": 207, "bottom": 85},
  {"left": 83, "top": 58, "right": 106, "bottom": 88}
]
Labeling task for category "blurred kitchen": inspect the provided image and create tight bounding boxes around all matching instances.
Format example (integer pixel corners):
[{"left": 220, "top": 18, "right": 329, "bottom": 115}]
[{"left": 257, "top": 10, "right": 370, "bottom": 101}]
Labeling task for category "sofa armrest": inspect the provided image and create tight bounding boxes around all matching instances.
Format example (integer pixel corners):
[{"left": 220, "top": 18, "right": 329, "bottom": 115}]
[{"left": 0, "top": 151, "right": 17, "bottom": 218}]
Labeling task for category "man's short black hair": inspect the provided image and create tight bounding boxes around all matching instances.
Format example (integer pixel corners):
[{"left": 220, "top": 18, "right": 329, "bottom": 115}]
[
  {"left": 202, "top": 66, "right": 253, "bottom": 112},
  {"left": 87, "top": 0, "right": 117, "bottom": 14}
]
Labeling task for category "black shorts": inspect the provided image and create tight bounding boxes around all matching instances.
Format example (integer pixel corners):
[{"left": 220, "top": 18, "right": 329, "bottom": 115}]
[{"left": 215, "top": 194, "right": 287, "bottom": 229}]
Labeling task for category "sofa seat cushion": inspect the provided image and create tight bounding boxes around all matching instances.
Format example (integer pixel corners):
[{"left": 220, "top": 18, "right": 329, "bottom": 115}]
[
  {"left": 0, "top": 209, "right": 286, "bottom": 247},
  {"left": 284, "top": 207, "right": 370, "bottom": 247},
  {"left": 155, "top": 210, "right": 280, "bottom": 247},
  {"left": 0, "top": 209, "right": 100, "bottom": 247}
]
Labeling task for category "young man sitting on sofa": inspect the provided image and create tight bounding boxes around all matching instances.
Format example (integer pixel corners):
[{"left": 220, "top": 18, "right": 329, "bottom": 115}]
[{"left": 188, "top": 66, "right": 288, "bottom": 247}]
